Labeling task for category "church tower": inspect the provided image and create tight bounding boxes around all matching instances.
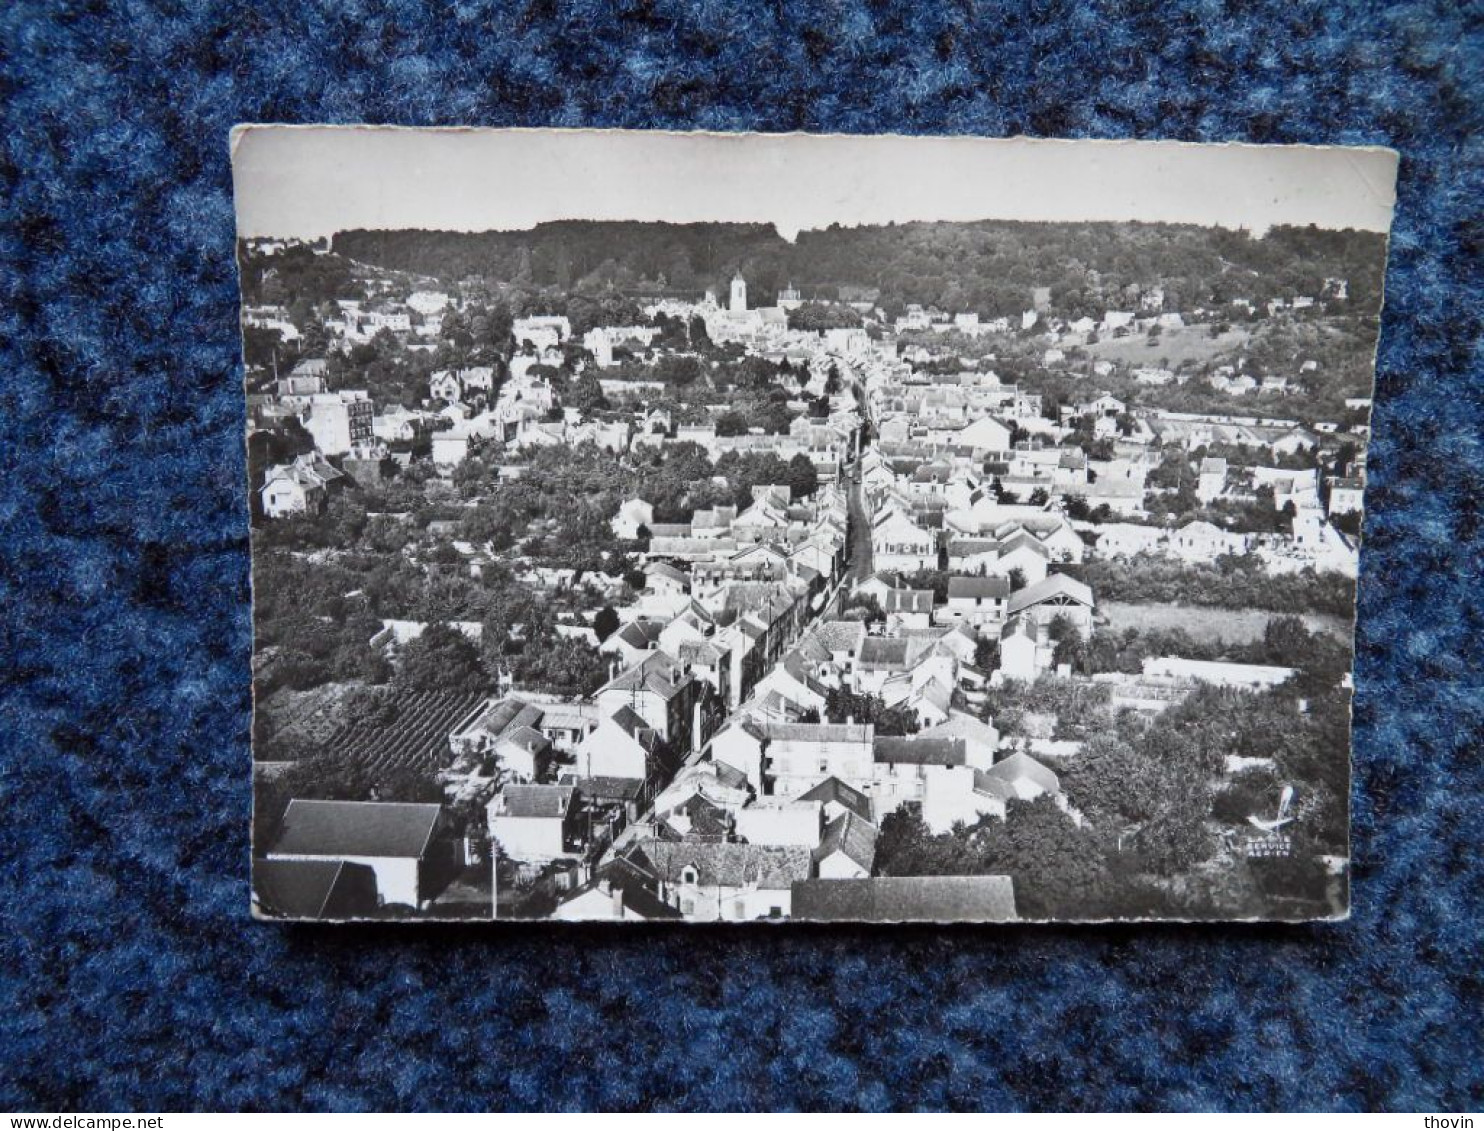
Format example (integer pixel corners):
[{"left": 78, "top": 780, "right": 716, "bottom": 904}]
[{"left": 729, "top": 272, "right": 747, "bottom": 314}]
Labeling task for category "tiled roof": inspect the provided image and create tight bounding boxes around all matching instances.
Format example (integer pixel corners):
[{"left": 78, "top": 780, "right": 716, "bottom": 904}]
[
  {"left": 598, "top": 651, "right": 693, "bottom": 700},
  {"left": 569, "top": 775, "right": 645, "bottom": 801},
  {"left": 872, "top": 736, "right": 968, "bottom": 767},
  {"left": 629, "top": 839, "right": 813, "bottom": 890},
  {"left": 757, "top": 721, "right": 874, "bottom": 745},
  {"left": 812, "top": 620, "right": 866, "bottom": 654},
  {"left": 798, "top": 776, "right": 874, "bottom": 824},
  {"left": 813, "top": 812, "right": 879, "bottom": 872},
  {"left": 923, "top": 714, "right": 999, "bottom": 749}
]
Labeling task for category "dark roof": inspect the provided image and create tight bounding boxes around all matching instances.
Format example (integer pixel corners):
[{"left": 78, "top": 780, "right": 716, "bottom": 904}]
[
  {"left": 559, "top": 855, "right": 684, "bottom": 921},
  {"left": 598, "top": 651, "right": 694, "bottom": 700},
  {"left": 571, "top": 775, "right": 646, "bottom": 802},
  {"left": 669, "top": 795, "right": 732, "bottom": 841},
  {"left": 882, "top": 588, "right": 935, "bottom": 614},
  {"left": 813, "top": 812, "right": 878, "bottom": 872},
  {"left": 270, "top": 800, "right": 444, "bottom": 860},
  {"left": 456, "top": 696, "right": 545, "bottom": 740},
  {"left": 790, "top": 876, "right": 1019, "bottom": 922},
  {"left": 798, "top": 776, "right": 874, "bottom": 824},
  {"left": 859, "top": 637, "right": 910, "bottom": 668},
  {"left": 252, "top": 859, "right": 378, "bottom": 920},
  {"left": 495, "top": 785, "right": 576, "bottom": 819},
  {"left": 616, "top": 619, "right": 666, "bottom": 649},
  {"left": 947, "top": 575, "right": 1011, "bottom": 600},
  {"left": 873, "top": 736, "right": 968, "bottom": 767}
]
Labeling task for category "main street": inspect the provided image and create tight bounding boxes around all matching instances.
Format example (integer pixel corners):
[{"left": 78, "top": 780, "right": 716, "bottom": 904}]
[{"left": 598, "top": 396, "right": 875, "bottom": 862}]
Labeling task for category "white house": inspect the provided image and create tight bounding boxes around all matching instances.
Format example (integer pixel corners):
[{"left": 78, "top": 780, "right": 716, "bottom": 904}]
[
  {"left": 938, "top": 575, "right": 1010, "bottom": 628},
  {"left": 812, "top": 812, "right": 878, "bottom": 879},
  {"left": 259, "top": 454, "right": 342, "bottom": 519},
  {"left": 734, "top": 800, "right": 824, "bottom": 847},
  {"left": 871, "top": 508, "right": 937, "bottom": 573},
  {"left": 611, "top": 497, "right": 656, "bottom": 540},
  {"left": 574, "top": 706, "right": 662, "bottom": 782},
  {"left": 1198, "top": 457, "right": 1228, "bottom": 503},
  {"left": 267, "top": 800, "right": 451, "bottom": 910},
  {"left": 487, "top": 785, "right": 578, "bottom": 864},
  {"left": 631, "top": 838, "right": 812, "bottom": 921},
  {"left": 998, "top": 617, "right": 1051, "bottom": 682},
  {"left": 958, "top": 416, "right": 1013, "bottom": 453},
  {"left": 300, "top": 391, "right": 375, "bottom": 457}
]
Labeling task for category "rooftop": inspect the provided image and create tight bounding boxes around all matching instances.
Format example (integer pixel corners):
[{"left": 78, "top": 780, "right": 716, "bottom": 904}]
[
  {"left": 873, "top": 736, "right": 968, "bottom": 767},
  {"left": 790, "top": 875, "right": 1018, "bottom": 922},
  {"left": 253, "top": 859, "right": 377, "bottom": 920},
  {"left": 492, "top": 784, "right": 577, "bottom": 819},
  {"left": 628, "top": 839, "right": 813, "bottom": 891},
  {"left": 270, "top": 800, "right": 444, "bottom": 860},
  {"left": 947, "top": 575, "right": 1011, "bottom": 600}
]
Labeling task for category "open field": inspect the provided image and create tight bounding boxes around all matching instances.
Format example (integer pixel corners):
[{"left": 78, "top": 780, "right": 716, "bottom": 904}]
[
  {"left": 1100, "top": 602, "right": 1350, "bottom": 643},
  {"left": 1080, "top": 323, "right": 1252, "bottom": 368}
]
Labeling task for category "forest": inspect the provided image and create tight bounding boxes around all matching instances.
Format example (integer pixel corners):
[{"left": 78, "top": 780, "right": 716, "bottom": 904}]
[
  {"left": 876, "top": 616, "right": 1351, "bottom": 920},
  {"left": 326, "top": 218, "right": 1388, "bottom": 321}
]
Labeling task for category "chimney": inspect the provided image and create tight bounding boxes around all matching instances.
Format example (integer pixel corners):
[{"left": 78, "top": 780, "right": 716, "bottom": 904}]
[{"left": 608, "top": 882, "right": 625, "bottom": 919}]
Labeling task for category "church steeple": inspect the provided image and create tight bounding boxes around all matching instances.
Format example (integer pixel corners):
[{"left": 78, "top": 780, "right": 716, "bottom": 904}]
[{"left": 729, "top": 272, "right": 747, "bottom": 314}]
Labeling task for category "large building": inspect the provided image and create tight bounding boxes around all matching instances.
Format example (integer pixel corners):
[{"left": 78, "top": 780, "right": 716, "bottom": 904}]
[{"left": 300, "top": 390, "right": 374, "bottom": 456}]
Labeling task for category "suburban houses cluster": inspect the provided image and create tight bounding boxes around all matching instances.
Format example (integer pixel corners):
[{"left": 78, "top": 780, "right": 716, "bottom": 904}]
[{"left": 247, "top": 232, "right": 1370, "bottom": 924}]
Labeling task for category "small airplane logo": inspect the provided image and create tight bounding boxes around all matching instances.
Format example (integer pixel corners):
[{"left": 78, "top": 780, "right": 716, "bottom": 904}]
[{"left": 1247, "top": 785, "right": 1296, "bottom": 833}]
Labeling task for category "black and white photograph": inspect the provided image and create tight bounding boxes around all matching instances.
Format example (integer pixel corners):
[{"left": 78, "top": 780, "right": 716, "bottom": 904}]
[{"left": 236, "top": 128, "right": 1396, "bottom": 923}]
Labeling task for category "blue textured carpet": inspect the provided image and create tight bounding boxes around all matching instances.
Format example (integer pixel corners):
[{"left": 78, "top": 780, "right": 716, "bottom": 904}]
[{"left": 2, "top": 0, "right": 1481, "bottom": 1112}]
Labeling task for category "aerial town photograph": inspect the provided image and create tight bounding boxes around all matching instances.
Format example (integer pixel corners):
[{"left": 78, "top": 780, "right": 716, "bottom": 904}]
[{"left": 244, "top": 190, "right": 1384, "bottom": 923}]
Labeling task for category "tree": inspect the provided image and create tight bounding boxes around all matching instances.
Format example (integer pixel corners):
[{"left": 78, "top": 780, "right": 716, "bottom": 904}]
[
  {"left": 787, "top": 452, "right": 819, "bottom": 501},
  {"left": 1061, "top": 733, "right": 1163, "bottom": 831},
  {"left": 824, "top": 688, "right": 918, "bottom": 736},
  {"left": 716, "top": 411, "right": 750, "bottom": 437},
  {"left": 509, "top": 634, "right": 610, "bottom": 697},
  {"left": 394, "top": 624, "right": 488, "bottom": 692},
  {"left": 594, "top": 606, "right": 621, "bottom": 643}
]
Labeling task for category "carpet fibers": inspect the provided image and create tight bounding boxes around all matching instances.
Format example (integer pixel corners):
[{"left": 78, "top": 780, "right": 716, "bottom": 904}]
[{"left": 1, "top": 0, "right": 1481, "bottom": 1111}]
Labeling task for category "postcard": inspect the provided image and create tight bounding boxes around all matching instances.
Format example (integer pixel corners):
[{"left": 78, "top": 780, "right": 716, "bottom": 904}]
[{"left": 234, "top": 127, "right": 1396, "bottom": 922}]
